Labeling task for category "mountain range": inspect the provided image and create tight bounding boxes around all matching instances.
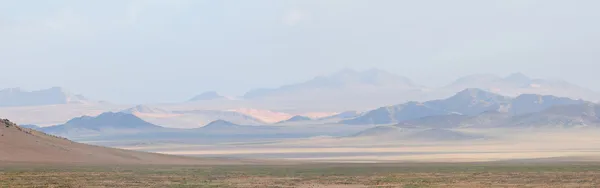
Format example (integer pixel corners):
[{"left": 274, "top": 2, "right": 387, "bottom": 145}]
[
  {"left": 235, "top": 70, "right": 599, "bottom": 111},
  {"left": 18, "top": 88, "right": 600, "bottom": 145},
  {"left": 352, "top": 100, "right": 600, "bottom": 140},
  {"left": 238, "top": 69, "right": 428, "bottom": 111},
  {"left": 442, "top": 73, "right": 599, "bottom": 101},
  {"left": 3, "top": 70, "right": 598, "bottom": 112},
  {"left": 342, "top": 88, "right": 585, "bottom": 125},
  {"left": 0, "top": 87, "right": 91, "bottom": 107},
  {"left": 244, "top": 68, "right": 422, "bottom": 99},
  {"left": 389, "top": 102, "right": 600, "bottom": 129}
]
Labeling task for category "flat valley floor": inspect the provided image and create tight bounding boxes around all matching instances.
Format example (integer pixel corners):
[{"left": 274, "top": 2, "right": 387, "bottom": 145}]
[
  {"left": 109, "top": 128, "right": 600, "bottom": 163},
  {"left": 2, "top": 162, "right": 600, "bottom": 187}
]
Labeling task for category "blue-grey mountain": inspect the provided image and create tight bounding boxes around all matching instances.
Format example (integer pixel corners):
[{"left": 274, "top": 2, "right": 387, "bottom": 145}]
[{"left": 0, "top": 87, "right": 91, "bottom": 107}]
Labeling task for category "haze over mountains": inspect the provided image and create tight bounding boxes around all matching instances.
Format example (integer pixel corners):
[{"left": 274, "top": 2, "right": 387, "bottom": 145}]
[
  {"left": 351, "top": 101, "right": 600, "bottom": 139},
  {"left": 8, "top": 83, "right": 600, "bottom": 162},
  {"left": 0, "top": 87, "right": 91, "bottom": 107},
  {"left": 188, "top": 91, "right": 228, "bottom": 101},
  {"left": 443, "top": 73, "right": 600, "bottom": 101},
  {"left": 343, "top": 88, "right": 586, "bottom": 125},
  {"left": 1, "top": 69, "right": 597, "bottom": 111},
  {"left": 2, "top": 69, "right": 599, "bottom": 137},
  {"left": 244, "top": 69, "right": 422, "bottom": 99}
]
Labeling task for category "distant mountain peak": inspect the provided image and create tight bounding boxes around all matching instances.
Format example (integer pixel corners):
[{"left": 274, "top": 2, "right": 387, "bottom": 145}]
[
  {"left": 504, "top": 72, "right": 531, "bottom": 84},
  {"left": 452, "top": 88, "right": 498, "bottom": 98},
  {"left": 121, "top": 105, "right": 169, "bottom": 114},
  {"left": 287, "top": 115, "right": 312, "bottom": 121},
  {"left": 277, "top": 115, "right": 312, "bottom": 124},
  {"left": 202, "top": 120, "right": 240, "bottom": 128},
  {"left": 243, "top": 68, "right": 419, "bottom": 100},
  {"left": 0, "top": 87, "right": 91, "bottom": 107},
  {"left": 52, "top": 112, "right": 163, "bottom": 134},
  {"left": 189, "top": 91, "right": 226, "bottom": 101}
]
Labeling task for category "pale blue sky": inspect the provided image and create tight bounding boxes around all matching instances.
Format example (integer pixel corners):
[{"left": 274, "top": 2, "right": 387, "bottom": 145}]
[{"left": 1, "top": 0, "right": 599, "bottom": 103}]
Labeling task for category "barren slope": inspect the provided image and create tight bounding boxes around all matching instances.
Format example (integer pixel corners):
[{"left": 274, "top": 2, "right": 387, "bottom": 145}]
[{"left": 0, "top": 119, "right": 250, "bottom": 165}]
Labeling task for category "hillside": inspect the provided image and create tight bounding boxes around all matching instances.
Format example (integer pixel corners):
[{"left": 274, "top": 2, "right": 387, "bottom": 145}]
[
  {"left": 0, "top": 119, "right": 245, "bottom": 165},
  {"left": 341, "top": 102, "right": 450, "bottom": 125},
  {"left": 505, "top": 103, "right": 600, "bottom": 128},
  {"left": 508, "top": 94, "right": 584, "bottom": 115},
  {"left": 425, "top": 88, "right": 511, "bottom": 115}
]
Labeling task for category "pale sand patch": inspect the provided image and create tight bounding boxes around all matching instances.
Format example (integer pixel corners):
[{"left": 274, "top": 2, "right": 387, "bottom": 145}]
[
  {"left": 299, "top": 112, "right": 339, "bottom": 119},
  {"left": 144, "top": 140, "right": 600, "bottom": 156},
  {"left": 228, "top": 108, "right": 293, "bottom": 123},
  {"left": 132, "top": 112, "right": 182, "bottom": 118},
  {"left": 118, "top": 129, "right": 600, "bottom": 163},
  {"left": 282, "top": 152, "right": 600, "bottom": 162}
]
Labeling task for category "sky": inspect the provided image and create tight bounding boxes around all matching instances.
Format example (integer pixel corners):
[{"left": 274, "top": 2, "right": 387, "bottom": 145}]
[{"left": 1, "top": 0, "right": 600, "bottom": 104}]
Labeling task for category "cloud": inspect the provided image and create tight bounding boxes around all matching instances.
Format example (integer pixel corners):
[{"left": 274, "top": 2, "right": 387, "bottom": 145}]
[{"left": 282, "top": 9, "right": 308, "bottom": 26}]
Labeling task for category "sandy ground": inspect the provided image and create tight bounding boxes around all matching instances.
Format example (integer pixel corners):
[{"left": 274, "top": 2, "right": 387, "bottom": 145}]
[{"left": 117, "top": 129, "right": 600, "bottom": 163}]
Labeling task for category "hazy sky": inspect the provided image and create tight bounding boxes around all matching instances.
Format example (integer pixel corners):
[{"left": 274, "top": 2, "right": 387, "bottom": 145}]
[{"left": 1, "top": 0, "right": 599, "bottom": 104}]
